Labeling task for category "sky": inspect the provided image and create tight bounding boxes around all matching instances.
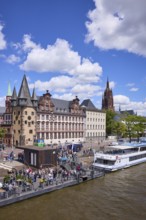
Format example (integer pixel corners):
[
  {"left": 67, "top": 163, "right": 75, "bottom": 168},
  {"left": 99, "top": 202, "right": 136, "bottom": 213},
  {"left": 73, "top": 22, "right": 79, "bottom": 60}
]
[{"left": 0, "top": 0, "right": 146, "bottom": 116}]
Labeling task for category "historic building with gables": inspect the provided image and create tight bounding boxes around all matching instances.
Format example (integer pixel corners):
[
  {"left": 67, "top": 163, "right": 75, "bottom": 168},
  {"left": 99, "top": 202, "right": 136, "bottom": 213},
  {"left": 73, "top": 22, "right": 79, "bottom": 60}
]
[{"left": 0, "top": 74, "right": 106, "bottom": 147}]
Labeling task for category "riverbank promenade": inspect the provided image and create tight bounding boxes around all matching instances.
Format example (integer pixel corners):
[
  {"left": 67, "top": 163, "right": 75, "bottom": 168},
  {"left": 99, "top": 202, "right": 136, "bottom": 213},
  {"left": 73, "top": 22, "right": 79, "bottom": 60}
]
[
  {"left": 0, "top": 142, "right": 106, "bottom": 207},
  {"left": 0, "top": 163, "right": 104, "bottom": 207}
]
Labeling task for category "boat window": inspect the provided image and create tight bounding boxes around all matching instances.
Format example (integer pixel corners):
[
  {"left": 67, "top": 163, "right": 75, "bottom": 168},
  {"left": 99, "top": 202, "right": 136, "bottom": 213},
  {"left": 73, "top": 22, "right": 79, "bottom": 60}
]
[
  {"left": 129, "top": 153, "right": 146, "bottom": 161},
  {"left": 95, "top": 159, "right": 115, "bottom": 165},
  {"left": 140, "top": 146, "right": 146, "bottom": 151}
]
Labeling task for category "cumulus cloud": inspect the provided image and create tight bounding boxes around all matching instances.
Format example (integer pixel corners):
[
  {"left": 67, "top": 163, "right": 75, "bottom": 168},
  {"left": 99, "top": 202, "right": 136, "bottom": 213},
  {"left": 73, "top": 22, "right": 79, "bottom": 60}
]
[
  {"left": 85, "top": 0, "right": 146, "bottom": 57},
  {"left": 6, "top": 54, "right": 21, "bottom": 64},
  {"left": 114, "top": 95, "right": 130, "bottom": 105},
  {"left": 114, "top": 95, "right": 146, "bottom": 116},
  {"left": 109, "top": 81, "right": 116, "bottom": 89},
  {"left": 20, "top": 37, "right": 102, "bottom": 83},
  {"left": 129, "top": 87, "right": 139, "bottom": 92},
  {"left": 72, "top": 84, "right": 101, "bottom": 94},
  {"left": 29, "top": 75, "right": 76, "bottom": 92},
  {"left": 53, "top": 93, "right": 75, "bottom": 101},
  {"left": 0, "top": 24, "right": 6, "bottom": 50},
  {"left": 0, "top": 96, "right": 6, "bottom": 106},
  {"left": 126, "top": 83, "right": 135, "bottom": 87},
  {"left": 20, "top": 38, "right": 80, "bottom": 72}
]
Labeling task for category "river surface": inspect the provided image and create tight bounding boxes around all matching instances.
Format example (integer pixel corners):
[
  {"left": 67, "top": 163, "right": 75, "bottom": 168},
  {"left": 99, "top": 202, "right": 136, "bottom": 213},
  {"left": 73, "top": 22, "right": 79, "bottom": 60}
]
[{"left": 1, "top": 163, "right": 146, "bottom": 220}]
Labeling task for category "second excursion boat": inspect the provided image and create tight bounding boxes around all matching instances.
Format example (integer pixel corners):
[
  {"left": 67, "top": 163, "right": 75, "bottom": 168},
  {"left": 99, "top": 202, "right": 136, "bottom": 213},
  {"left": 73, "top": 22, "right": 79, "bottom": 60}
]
[{"left": 92, "top": 142, "right": 146, "bottom": 172}]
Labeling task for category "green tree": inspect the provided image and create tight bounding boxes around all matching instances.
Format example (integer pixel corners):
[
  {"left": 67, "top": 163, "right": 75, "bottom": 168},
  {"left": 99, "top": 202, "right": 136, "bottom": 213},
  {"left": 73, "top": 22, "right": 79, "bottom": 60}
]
[
  {"left": 112, "top": 121, "right": 126, "bottom": 139},
  {"left": 124, "top": 114, "right": 146, "bottom": 142},
  {"left": 106, "top": 110, "right": 116, "bottom": 137},
  {"left": 0, "top": 128, "right": 6, "bottom": 143}
]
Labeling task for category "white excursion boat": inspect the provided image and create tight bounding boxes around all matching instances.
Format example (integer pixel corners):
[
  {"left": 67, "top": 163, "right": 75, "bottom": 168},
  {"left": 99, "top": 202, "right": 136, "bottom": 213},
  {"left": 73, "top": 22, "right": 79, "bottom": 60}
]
[{"left": 92, "top": 142, "right": 146, "bottom": 172}]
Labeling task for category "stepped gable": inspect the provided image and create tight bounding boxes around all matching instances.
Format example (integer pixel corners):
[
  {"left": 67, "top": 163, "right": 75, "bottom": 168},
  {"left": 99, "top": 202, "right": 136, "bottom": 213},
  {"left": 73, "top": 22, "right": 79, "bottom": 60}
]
[{"left": 18, "top": 74, "right": 32, "bottom": 106}]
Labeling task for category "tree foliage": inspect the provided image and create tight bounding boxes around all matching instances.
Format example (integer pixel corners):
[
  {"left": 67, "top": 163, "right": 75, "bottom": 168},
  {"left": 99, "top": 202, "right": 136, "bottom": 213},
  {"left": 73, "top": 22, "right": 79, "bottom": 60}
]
[
  {"left": 0, "top": 128, "right": 6, "bottom": 141},
  {"left": 105, "top": 110, "right": 146, "bottom": 142},
  {"left": 124, "top": 114, "right": 146, "bottom": 142}
]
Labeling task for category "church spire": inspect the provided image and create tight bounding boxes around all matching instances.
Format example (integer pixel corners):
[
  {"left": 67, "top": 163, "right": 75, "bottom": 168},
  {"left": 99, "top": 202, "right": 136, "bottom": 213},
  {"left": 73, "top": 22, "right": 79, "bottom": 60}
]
[
  {"left": 7, "top": 81, "right": 12, "bottom": 96},
  {"left": 106, "top": 77, "right": 110, "bottom": 89}
]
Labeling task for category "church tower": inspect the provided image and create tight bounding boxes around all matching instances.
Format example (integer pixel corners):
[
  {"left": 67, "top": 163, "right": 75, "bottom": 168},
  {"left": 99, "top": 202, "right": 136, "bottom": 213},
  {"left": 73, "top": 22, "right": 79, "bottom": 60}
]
[
  {"left": 12, "top": 75, "right": 37, "bottom": 146},
  {"left": 102, "top": 78, "right": 114, "bottom": 111}
]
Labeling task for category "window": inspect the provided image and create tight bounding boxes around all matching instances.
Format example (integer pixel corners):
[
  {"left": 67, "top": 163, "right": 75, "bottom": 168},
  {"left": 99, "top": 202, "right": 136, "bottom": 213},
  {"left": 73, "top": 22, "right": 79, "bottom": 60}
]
[
  {"left": 25, "top": 121, "right": 27, "bottom": 124},
  {"left": 25, "top": 111, "right": 27, "bottom": 115},
  {"left": 28, "top": 116, "right": 31, "bottom": 120},
  {"left": 30, "top": 152, "right": 36, "bottom": 166},
  {"left": 31, "top": 112, "right": 34, "bottom": 115},
  {"left": 29, "top": 130, "right": 33, "bottom": 134}
]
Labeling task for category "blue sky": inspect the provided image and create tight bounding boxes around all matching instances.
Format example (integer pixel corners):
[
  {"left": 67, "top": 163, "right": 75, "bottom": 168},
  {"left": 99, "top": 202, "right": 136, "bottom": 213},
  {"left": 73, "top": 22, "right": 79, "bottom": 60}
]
[{"left": 0, "top": 0, "right": 146, "bottom": 115}]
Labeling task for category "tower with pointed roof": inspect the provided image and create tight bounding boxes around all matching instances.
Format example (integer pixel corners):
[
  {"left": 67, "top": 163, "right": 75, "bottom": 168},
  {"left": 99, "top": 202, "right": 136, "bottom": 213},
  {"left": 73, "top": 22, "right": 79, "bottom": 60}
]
[
  {"left": 5, "top": 81, "right": 12, "bottom": 113},
  {"left": 12, "top": 75, "right": 37, "bottom": 146},
  {"left": 102, "top": 78, "right": 114, "bottom": 111}
]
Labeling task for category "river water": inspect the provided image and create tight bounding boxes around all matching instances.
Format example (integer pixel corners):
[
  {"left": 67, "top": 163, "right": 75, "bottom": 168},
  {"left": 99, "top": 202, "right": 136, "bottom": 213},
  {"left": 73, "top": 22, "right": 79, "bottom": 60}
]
[{"left": 1, "top": 163, "right": 146, "bottom": 220}]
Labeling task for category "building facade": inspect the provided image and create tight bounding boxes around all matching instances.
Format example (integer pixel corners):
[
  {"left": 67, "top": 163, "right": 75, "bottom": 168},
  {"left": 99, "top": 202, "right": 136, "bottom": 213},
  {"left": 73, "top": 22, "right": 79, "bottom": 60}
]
[
  {"left": 0, "top": 75, "right": 106, "bottom": 147},
  {"left": 0, "top": 83, "right": 13, "bottom": 146},
  {"left": 36, "top": 90, "right": 86, "bottom": 145},
  {"left": 81, "top": 99, "right": 106, "bottom": 143}
]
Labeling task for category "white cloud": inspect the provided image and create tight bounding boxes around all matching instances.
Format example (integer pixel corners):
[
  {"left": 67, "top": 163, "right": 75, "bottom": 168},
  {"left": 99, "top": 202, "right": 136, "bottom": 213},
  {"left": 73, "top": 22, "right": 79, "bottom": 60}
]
[
  {"left": 129, "top": 87, "right": 139, "bottom": 92},
  {"left": 20, "top": 38, "right": 80, "bottom": 72},
  {"left": 109, "top": 81, "right": 116, "bottom": 89},
  {"left": 29, "top": 75, "right": 76, "bottom": 92},
  {"left": 0, "top": 96, "right": 6, "bottom": 106},
  {"left": 22, "top": 34, "right": 39, "bottom": 52},
  {"left": 85, "top": 0, "right": 146, "bottom": 57},
  {"left": 53, "top": 93, "right": 75, "bottom": 101},
  {"left": 0, "top": 24, "right": 6, "bottom": 50},
  {"left": 20, "top": 37, "right": 102, "bottom": 83},
  {"left": 114, "top": 95, "right": 146, "bottom": 116},
  {"left": 126, "top": 83, "right": 135, "bottom": 87},
  {"left": 6, "top": 54, "right": 21, "bottom": 64},
  {"left": 71, "top": 84, "right": 101, "bottom": 94},
  {"left": 114, "top": 95, "right": 130, "bottom": 105}
]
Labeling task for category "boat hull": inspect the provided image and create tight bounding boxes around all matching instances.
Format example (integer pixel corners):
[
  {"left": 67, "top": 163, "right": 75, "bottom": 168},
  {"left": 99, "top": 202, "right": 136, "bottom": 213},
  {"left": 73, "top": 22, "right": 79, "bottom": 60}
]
[{"left": 93, "top": 158, "right": 146, "bottom": 172}]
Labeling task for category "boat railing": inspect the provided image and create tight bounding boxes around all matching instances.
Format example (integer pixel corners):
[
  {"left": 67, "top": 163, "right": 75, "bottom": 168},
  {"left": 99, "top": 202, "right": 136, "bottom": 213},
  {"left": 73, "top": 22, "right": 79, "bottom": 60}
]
[{"left": 95, "top": 148, "right": 140, "bottom": 156}]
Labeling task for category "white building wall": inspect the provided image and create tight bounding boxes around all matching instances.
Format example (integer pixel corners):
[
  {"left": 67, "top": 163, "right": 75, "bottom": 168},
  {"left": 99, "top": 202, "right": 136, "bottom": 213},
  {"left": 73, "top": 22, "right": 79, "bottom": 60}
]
[{"left": 85, "top": 110, "right": 106, "bottom": 141}]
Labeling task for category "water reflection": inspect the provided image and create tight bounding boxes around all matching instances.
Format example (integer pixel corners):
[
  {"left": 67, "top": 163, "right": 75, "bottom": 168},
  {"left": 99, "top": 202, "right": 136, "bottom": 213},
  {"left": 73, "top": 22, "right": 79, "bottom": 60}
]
[{"left": 1, "top": 164, "right": 146, "bottom": 220}]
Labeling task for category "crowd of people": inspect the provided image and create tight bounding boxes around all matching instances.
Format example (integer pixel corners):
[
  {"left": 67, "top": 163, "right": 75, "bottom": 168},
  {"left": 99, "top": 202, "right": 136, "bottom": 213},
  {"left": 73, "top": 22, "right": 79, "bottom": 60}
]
[{"left": 0, "top": 147, "right": 86, "bottom": 200}]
